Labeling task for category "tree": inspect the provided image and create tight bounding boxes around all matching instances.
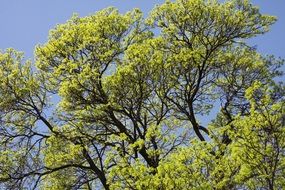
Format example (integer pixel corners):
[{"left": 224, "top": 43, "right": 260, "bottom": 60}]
[{"left": 0, "top": 0, "right": 284, "bottom": 189}]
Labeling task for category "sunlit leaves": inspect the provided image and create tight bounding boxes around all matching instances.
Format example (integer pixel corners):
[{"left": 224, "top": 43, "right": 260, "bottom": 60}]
[{"left": 0, "top": 0, "right": 284, "bottom": 189}]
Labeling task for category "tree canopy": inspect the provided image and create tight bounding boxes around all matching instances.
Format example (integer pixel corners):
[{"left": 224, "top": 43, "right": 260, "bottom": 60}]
[{"left": 0, "top": 0, "right": 284, "bottom": 189}]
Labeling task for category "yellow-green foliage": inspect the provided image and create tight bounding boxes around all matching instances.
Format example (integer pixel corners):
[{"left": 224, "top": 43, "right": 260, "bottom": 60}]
[{"left": 0, "top": 1, "right": 284, "bottom": 190}]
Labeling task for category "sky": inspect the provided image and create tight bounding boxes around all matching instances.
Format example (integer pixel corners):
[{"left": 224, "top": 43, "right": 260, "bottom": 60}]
[
  {"left": 0, "top": 0, "right": 164, "bottom": 58},
  {"left": 0, "top": 0, "right": 284, "bottom": 60},
  {"left": 0, "top": 1, "right": 284, "bottom": 126}
]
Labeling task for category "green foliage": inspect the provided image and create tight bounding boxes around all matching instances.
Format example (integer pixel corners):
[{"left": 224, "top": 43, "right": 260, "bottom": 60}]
[{"left": 0, "top": 1, "right": 284, "bottom": 190}]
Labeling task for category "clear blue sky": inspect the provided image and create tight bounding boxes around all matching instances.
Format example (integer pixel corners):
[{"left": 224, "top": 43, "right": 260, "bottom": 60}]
[
  {"left": 0, "top": 0, "right": 164, "bottom": 58},
  {"left": 0, "top": 0, "right": 284, "bottom": 60}
]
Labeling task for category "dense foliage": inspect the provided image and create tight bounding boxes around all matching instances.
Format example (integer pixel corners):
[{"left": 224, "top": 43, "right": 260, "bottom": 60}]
[{"left": 0, "top": 0, "right": 284, "bottom": 189}]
